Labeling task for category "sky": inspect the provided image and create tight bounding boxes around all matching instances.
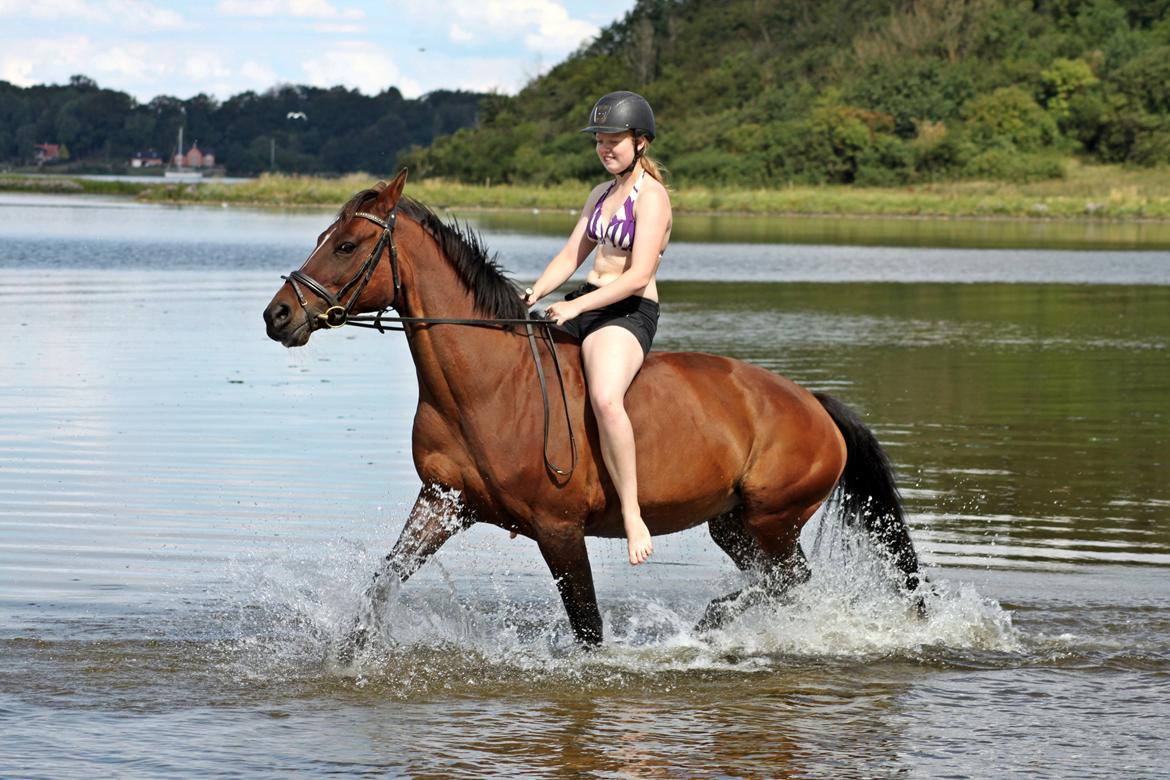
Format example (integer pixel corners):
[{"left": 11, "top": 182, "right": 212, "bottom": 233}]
[{"left": 0, "top": 0, "right": 638, "bottom": 102}]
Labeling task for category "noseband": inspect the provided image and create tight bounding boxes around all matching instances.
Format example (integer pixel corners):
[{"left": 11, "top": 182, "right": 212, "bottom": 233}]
[{"left": 282, "top": 208, "right": 401, "bottom": 329}]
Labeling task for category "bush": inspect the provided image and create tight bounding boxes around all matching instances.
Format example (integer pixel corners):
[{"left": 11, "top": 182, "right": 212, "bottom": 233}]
[
  {"left": 855, "top": 135, "right": 915, "bottom": 186},
  {"left": 1130, "top": 124, "right": 1170, "bottom": 165},
  {"left": 962, "top": 86, "right": 1060, "bottom": 152},
  {"left": 961, "top": 148, "right": 1066, "bottom": 180}
]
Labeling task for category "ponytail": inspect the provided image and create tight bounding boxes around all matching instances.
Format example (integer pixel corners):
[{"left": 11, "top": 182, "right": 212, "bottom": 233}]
[{"left": 637, "top": 138, "right": 668, "bottom": 186}]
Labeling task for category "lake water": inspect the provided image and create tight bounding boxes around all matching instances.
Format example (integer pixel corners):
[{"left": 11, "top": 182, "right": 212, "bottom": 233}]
[{"left": 2, "top": 192, "right": 1168, "bottom": 778}]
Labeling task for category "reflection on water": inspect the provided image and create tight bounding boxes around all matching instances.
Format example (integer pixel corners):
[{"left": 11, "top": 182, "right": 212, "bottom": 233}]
[
  {"left": 656, "top": 281, "right": 1170, "bottom": 571},
  {"left": 1, "top": 195, "right": 1169, "bottom": 778}
]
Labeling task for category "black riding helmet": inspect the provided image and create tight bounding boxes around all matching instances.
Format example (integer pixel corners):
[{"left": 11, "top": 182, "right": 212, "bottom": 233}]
[
  {"left": 582, "top": 91, "right": 656, "bottom": 175},
  {"left": 581, "top": 91, "right": 656, "bottom": 140}
]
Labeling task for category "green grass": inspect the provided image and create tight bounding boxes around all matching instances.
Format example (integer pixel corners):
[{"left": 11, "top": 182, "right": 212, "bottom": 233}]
[
  {"left": 5, "top": 162, "right": 1170, "bottom": 220},
  {"left": 0, "top": 175, "right": 149, "bottom": 196}
]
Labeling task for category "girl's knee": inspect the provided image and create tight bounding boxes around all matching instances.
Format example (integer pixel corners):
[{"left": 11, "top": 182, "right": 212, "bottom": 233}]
[{"left": 589, "top": 391, "right": 627, "bottom": 424}]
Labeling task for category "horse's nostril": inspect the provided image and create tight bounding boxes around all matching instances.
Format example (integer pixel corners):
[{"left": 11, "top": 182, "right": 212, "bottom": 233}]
[{"left": 266, "top": 302, "right": 290, "bottom": 327}]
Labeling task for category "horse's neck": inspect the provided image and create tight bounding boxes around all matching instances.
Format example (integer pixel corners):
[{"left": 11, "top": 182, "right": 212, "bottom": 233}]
[{"left": 398, "top": 243, "right": 522, "bottom": 411}]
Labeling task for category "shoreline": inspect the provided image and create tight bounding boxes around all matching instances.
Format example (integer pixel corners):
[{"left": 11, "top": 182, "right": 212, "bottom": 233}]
[{"left": 4, "top": 165, "right": 1170, "bottom": 223}]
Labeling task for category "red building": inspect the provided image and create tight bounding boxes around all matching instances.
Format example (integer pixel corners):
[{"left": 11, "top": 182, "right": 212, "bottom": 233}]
[
  {"left": 34, "top": 143, "right": 61, "bottom": 163},
  {"left": 130, "top": 150, "right": 164, "bottom": 167},
  {"left": 172, "top": 143, "right": 216, "bottom": 169}
]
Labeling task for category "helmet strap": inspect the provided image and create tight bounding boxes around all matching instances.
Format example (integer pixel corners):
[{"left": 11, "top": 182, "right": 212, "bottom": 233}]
[{"left": 620, "top": 133, "right": 644, "bottom": 176}]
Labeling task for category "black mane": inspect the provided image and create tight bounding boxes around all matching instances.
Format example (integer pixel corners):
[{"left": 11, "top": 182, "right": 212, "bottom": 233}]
[{"left": 337, "top": 188, "right": 528, "bottom": 320}]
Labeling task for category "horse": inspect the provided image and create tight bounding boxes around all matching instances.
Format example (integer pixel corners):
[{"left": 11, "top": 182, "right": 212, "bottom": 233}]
[{"left": 262, "top": 170, "right": 922, "bottom": 649}]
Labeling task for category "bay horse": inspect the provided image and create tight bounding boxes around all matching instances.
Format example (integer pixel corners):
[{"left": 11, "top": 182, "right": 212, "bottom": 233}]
[{"left": 262, "top": 170, "right": 922, "bottom": 649}]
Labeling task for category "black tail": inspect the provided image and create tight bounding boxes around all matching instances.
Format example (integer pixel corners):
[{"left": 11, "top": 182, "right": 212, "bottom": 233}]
[{"left": 815, "top": 392, "right": 921, "bottom": 593}]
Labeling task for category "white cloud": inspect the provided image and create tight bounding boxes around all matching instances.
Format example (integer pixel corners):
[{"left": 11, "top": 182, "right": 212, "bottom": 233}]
[
  {"left": 0, "top": 0, "right": 186, "bottom": 29},
  {"left": 311, "top": 22, "right": 365, "bottom": 33},
  {"left": 0, "top": 35, "right": 99, "bottom": 87},
  {"left": 407, "top": 55, "right": 530, "bottom": 96},
  {"left": 93, "top": 43, "right": 174, "bottom": 82},
  {"left": 301, "top": 41, "right": 420, "bottom": 96},
  {"left": 438, "top": 0, "right": 596, "bottom": 52},
  {"left": 240, "top": 60, "right": 278, "bottom": 86},
  {"left": 0, "top": 34, "right": 281, "bottom": 101},
  {"left": 184, "top": 54, "right": 232, "bottom": 82},
  {"left": 216, "top": 0, "right": 364, "bottom": 19},
  {"left": 448, "top": 23, "right": 475, "bottom": 44}
]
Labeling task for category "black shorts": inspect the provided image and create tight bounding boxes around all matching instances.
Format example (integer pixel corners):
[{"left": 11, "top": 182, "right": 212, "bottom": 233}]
[{"left": 557, "top": 283, "right": 660, "bottom": 356}]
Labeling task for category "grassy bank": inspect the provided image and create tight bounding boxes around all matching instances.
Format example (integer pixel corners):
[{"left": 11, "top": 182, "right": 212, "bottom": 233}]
[
  {"left": 5, "top": 163, "right": 1170, "bottom": 220},
  {"left": 0, "top": 174, "right": 150, "bottom": 197}
]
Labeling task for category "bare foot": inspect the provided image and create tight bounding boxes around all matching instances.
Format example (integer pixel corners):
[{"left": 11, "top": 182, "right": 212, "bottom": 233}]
[{"left": 624, "top": 516, "right": 653, "bottom": 565}]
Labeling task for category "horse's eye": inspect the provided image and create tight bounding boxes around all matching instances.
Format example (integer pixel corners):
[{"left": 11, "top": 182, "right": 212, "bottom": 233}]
[{"left": 337, "top": 241, "right": 357, "bottom": 254}]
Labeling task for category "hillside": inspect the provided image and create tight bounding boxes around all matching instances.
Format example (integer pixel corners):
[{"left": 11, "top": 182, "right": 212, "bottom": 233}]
[{"left": 406, "top": 0, "right": 1170, "bottom": 186}]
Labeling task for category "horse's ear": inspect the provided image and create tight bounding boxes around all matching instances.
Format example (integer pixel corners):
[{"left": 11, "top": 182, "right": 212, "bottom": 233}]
[
  {"left": 372, "top": 180, "right": 387, "bottom": 192},
  {"left": 375, "top": 169, "right": 409, "bottom": 212}
]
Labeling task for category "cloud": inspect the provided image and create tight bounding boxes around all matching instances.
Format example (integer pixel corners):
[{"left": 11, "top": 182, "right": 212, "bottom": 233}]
[
  {"left": 183, "top": 54, "right": 232, "bottom": 82},
  {"left": 0, "top": 34, "right": 282, "bottom": 101},
  {"left": 240, "top": 60, "right": 279, "bottom": 86},
  {"left": 301, "top": 41, "right": 420, "bottom": 96},
  {"left": 216, "top": 0, "right": 364, "bottom": 19},
  {"left": 448, "top": 24, "right": 475, "bottom": 44},
  {"left": 93, "top": 43, "right": 174, "bottom": 82},
  {"left": 438, "top": 0, "right": 597, "bottom": 53},
  {"left": 0, "top": 35, "right": 101, "bottom": 88},
  {"left": 405, "top": 55, "right": 534, "bottom": 96},
  {"left": 0, "top": 0, "right": 186, "bottom": 29},
  {"left": 311, "top": 22, "right": 365, "bottom": 33}
]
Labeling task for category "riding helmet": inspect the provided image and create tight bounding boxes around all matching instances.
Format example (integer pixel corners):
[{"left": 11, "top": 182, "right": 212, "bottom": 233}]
[{"left": 581, "top": 91, "right": 656, "bottom": 140}]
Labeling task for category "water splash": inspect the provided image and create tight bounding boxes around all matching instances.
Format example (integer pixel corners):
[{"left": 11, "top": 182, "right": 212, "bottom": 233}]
[{"left": 207, "top": 506, "right": 1021, "bottom": 693}]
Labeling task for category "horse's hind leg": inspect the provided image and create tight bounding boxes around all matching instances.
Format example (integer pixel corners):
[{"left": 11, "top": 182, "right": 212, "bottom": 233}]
[
  {"left": 696, "top": 505, "right": 813, "bottom": 634},
  {"left": 709, "top": 508, "right": 762, "bottom": 572}
]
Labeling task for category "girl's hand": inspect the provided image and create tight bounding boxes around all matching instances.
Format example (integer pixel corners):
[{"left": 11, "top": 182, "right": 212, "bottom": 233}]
[
  {"left": 520, "top": 287, "right": 536, "bottom": 306},
  {"left": 544, "top": 300, "right": 581, "bottom": 326}
]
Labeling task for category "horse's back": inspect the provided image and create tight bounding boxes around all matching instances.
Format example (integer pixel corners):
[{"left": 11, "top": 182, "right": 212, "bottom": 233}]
[{"left": 621, "top": 350, "right": 844, "bottom": 530}]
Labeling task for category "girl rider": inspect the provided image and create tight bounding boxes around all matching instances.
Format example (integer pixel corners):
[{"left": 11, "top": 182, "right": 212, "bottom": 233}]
[{"left": 522, "top": 91, "right": 672, "bottom": 566}]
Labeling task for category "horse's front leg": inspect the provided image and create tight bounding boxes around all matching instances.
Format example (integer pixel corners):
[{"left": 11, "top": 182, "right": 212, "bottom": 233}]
[
  {"left": 534, "top": 522, "right": 603, "bottom": 646},
  {"left": 343, "top": 483, "right": 472, "bottom": 660}
]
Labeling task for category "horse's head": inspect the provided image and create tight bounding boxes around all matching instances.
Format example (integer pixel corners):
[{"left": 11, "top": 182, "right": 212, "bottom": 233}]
[{"left": 263, "top": 169, "right": 408, "bottom": 347}]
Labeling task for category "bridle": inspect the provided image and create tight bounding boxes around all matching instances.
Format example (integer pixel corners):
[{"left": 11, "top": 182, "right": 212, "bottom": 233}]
[
  {"left": 278, "top": 205, "right": 577, "bottom": 480},
  {"left": 282, "top": 209, "right": 401, "bottom": 330}
]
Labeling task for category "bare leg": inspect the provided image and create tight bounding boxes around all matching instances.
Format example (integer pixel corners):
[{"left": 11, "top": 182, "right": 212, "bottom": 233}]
[{"left": 581, "top": 326, "right": 652, "bottom": 565}]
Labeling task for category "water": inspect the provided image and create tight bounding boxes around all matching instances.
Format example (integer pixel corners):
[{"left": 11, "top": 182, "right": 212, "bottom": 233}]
[{"left": 2, "top": 193, "right": 1168, "bottom": 778}]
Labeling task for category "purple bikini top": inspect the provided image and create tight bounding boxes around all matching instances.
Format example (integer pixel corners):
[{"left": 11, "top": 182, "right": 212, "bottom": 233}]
[{"left": 585, "top": 170, "right": 645, "bottom": 251}]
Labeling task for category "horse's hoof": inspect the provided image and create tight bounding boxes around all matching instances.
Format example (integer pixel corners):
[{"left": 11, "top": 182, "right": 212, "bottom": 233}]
[{"left": 337, "top": 624, "right": 369, "bottom": 666}]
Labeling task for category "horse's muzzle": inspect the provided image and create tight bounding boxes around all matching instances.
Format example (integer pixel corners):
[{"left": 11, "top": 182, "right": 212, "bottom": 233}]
[{"left": 263, "top": 298, "right": 312, "bottom": 347}]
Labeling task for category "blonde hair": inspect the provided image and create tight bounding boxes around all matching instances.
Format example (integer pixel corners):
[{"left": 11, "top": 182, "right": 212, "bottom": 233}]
[{"left": 636, "top": 137, "right": 668, "bottom": 186}]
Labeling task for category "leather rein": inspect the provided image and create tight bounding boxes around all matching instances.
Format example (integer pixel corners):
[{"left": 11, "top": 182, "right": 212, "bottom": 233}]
[{"left": 280, "top": 208, "right": 578, "bottom": 480}]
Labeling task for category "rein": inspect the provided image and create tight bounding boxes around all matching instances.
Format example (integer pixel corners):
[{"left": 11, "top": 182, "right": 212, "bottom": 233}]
[{"left": 280, "top": 206, "right": 578, "bottom": 480}]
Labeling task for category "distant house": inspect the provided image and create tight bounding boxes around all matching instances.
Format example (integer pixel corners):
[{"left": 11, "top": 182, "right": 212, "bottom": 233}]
[
  {"left": 172, "top": 143, "right": 216, "bottom": 169},
  {"left": 130, "top": 150, "right": 164, "bottom": 168},
  {"left": 185, "top": 144, "right": 204, "bottom": 168},
  {"left": 34, "top": 143, "right": 61, "bottom": 163}
]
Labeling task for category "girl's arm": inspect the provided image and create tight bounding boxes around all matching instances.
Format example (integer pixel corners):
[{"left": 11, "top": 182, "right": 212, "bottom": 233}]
[{"left": 523, "top": 183, "right": 607, "bottom": 304}]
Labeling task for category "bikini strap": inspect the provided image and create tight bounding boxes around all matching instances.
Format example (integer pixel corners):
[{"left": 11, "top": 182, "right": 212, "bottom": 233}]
[
  {"left": 593, "top": 181, "right": 617, "bottom": 215},
  {"left": 628, "top": 169, "right": 647, "bottom": 203}
]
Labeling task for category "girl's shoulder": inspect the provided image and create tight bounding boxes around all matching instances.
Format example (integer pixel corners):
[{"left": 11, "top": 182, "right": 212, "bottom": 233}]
[
  {"left": 582, "top": 179, "right": 614, "bottom": 211},
  {"left": 637, "top": 174, "right": 672, "bottom": 209}
]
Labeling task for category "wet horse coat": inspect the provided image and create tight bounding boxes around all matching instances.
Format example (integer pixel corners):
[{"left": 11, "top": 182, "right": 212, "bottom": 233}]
[{"left": 262, "top": 171, "right": 921, "bottom": 646}]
